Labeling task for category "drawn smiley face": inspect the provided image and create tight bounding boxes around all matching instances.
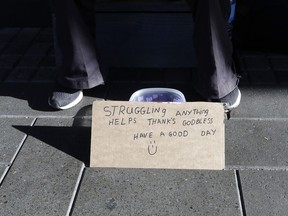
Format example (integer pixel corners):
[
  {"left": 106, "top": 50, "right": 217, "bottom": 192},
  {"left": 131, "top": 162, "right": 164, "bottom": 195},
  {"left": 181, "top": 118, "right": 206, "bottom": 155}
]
[{"left": 148, "top": 140, "right": 157, "bottom": 155}]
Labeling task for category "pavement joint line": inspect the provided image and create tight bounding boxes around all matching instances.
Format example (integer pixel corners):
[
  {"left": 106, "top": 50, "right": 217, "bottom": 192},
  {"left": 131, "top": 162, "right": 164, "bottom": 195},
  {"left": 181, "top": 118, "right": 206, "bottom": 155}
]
[
  {"left": 0, "top": 116, "right": 36, "bottom": 119},
  {"left": 230, "top": 117, "right": 288, "bottom": 121},
  {"left": 235, "top": 170, "right": 247, "bottom": 216},
  {"left": 0, "top": 166, "right": 10, "bottom": 187},
  {"left": 2, "top": 116, "right": 288, "bottom": 121},
  {"left": 0, "top": 115, "right": 92, "bottom": 119},
  {"left": 66, "top": 163, "right": 85, "bottom": 216},
  {"left": 226, "top": 166, "right": 288, "bottom": 171},
  {"left": 0, "top": 118, "right": 37, "bottom": 187},
  {"left": 0, "top": 28, "right": 21, "bottom": 56}
]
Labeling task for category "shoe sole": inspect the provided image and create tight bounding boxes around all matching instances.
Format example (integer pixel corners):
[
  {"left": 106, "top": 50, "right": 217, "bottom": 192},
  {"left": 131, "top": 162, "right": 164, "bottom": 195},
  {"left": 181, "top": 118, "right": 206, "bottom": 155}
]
[
  {"left": 224, "top": 89, "right": 241, "bottom": 112},
  {"left": 48, "top": 91, "right": 83, "bottom": 110}
]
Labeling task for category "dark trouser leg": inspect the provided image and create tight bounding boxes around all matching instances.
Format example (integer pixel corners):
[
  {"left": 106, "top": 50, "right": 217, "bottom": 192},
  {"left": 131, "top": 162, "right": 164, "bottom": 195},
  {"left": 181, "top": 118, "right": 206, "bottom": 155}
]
[
  {"left": 51, "top": 0, "right": 104, "bottom": 89},
  {"left": 187, "top": 0, "right": 238, "bottom": 99}
]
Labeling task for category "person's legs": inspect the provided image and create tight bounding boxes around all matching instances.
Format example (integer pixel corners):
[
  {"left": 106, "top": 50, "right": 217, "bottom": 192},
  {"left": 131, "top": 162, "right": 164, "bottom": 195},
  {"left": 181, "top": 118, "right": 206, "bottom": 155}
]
[
  {"left": 52, "top": 0, "right": 104, "bottom": 89},
  {"left": 187, "top": 0, "right": 239, "bottom": 103},
  {"left": 49, "top": 0, "right": 104, "bottom": 109}
]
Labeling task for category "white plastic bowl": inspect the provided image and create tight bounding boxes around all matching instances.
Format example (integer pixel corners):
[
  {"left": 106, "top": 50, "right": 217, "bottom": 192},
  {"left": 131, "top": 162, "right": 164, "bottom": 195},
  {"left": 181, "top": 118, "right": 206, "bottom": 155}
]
[{"left": 129, "top": 88, "right": 186, "bottom": 102}]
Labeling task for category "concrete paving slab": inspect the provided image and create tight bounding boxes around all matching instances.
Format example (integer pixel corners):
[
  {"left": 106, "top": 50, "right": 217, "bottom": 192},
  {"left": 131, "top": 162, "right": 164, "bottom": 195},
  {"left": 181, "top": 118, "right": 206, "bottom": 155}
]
[
  {"left": 270, "top": 56, "right": 288, "bottom": 71},
  {"left": 5, "top": 67, "right": 36, "bottom": 82},
  {"left": 0, "top": 55, "right": 22, "bottom": 68},
  {"left": 0, "top": 83, "right": 106, "bottom": 117},
  {"left": 240, "top": 170, "right": 288, "bottom": 216},
  {"left": 31, "top": 67, "right": 57, "bottom": 82},
  {"left": 0, "top": 28, "right": 21, "bottom": 44},
  {"left": 0, "top": 118, "right": 86, "bottom": 215},
  {"left": 34, "top": 28, "right": 53, "bottom": 44},
  {"left": 275, "top": 70, "right": 288, "bottom": 85},
  {"left": 232, "top": 86, "right": 288, "bottom": 118},
  {"left": 38, "top": 55, "right": 55, "bottom": 67},
  {"left": 248, "top": 70, "right": 277, "bottom": 85},
  {"left": 243, "top": 56, "right": 271, "bottom": 71},
  {"left": 2, "top": 28, "right": 40, "bottom": 56},
  {"left": 0, "top": 117, "right": 34, "bottom": 164},
  {"left": 16, "top": 55, "right": 44, "bottom": 67},
  {"left": 226, "top": 119, "right": 288, "bottom": 169},
  {"left": 0, "top": 68, "right": 10, "bottom": 81},
  {"left": 25, "top": 42, "right": 52, "bottom": 56},
  {"left": 29, "top": 118, "right": 92, "bottom": 165},
  {"left": 72, "top": 169, "right": 241, "bottom": 216}
]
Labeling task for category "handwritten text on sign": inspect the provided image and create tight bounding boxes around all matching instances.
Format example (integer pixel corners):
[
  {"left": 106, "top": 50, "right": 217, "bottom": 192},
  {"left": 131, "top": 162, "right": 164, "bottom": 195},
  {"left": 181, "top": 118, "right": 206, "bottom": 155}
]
[{"left": 91, "top": 101, "right": 225, "bottom": 170}]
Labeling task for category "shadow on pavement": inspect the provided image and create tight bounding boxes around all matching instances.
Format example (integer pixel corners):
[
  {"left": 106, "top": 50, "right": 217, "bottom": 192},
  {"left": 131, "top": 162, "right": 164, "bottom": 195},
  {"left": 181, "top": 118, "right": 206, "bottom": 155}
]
[
  {"left": 13, "top": 125, "right": 91, "bottom": 166},
  {"left": 0, "top": 82, "right": 107, "bottom": 112},
  {"left": 0, "top": 83, "right": 55, "bottom": 112}
]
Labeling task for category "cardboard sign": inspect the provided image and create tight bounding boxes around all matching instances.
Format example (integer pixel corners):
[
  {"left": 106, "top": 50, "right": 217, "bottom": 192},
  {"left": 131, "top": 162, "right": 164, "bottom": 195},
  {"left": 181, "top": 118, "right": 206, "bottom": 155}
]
[{"left": 91, "top": 101, "right": 225, "bottom": 170}]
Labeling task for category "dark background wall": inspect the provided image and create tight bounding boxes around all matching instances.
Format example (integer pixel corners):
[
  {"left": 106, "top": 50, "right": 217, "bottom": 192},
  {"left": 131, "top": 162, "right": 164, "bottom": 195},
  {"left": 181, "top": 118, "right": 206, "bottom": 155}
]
[
  {"left": 234, "top": 0, "right": 288, "bottom": 52},
  {"left": 0, "top": 0, "right": 52, "bottom": 27},
  {"left": 1, "top": 0, "right": 288, "bottom": 53}
]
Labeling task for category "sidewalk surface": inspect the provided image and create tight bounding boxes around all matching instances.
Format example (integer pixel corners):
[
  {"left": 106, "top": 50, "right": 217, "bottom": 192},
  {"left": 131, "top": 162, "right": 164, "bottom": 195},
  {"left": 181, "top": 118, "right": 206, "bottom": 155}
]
[{"left": 1, "top": 28, "right": 288, "bottom": 216}]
